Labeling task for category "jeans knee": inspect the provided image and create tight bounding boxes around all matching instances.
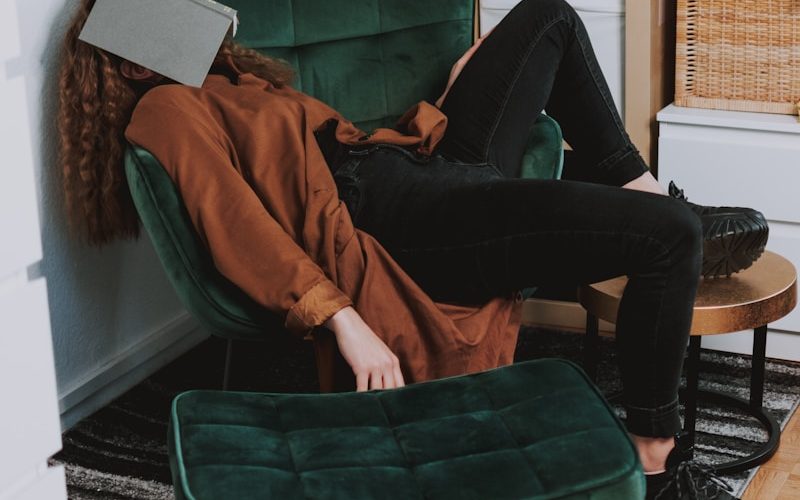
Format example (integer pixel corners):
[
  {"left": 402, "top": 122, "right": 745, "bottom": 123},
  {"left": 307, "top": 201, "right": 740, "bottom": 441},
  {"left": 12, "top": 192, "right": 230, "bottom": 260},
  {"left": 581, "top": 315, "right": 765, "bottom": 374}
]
[{"left": 661, "top": 201, "right": 703, "bottom": 267}]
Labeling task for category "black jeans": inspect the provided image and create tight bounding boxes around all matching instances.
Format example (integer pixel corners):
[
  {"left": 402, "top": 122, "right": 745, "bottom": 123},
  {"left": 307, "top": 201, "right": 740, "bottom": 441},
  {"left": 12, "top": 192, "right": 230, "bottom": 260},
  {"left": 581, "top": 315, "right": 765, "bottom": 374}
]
[{"left": 335, "top": 0, "right": 702, "bottom": 438}]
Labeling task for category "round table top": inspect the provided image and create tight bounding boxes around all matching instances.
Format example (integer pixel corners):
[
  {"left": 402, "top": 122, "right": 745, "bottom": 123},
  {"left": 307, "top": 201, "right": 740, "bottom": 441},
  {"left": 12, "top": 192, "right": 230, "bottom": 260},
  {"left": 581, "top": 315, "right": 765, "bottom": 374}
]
[{"left": 578, "top": 251, "right": 798, "bottom": 335}]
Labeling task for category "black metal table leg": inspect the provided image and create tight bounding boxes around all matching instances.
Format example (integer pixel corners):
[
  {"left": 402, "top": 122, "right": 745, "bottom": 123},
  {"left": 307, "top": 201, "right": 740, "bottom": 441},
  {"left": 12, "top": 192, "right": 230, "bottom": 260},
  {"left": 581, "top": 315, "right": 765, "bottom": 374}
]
[
  {"left": 689, "top": 389, "right": 780, "bottom": 474},
  {"left": 584, "top": 313, "right": 599, "bottom": 382},
  {"left": 750, "top": 325, "right": 768, "bottom": 409},
  {"left": 679, "top": 325, "right": 781, "bottom": 475}
]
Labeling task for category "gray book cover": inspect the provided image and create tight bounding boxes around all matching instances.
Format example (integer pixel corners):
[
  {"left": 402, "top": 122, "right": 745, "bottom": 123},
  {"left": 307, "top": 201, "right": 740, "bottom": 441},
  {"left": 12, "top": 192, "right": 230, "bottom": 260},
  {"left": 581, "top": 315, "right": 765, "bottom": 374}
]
[{"left": 79, "top": 0, "right": 238, "bottom": 87}]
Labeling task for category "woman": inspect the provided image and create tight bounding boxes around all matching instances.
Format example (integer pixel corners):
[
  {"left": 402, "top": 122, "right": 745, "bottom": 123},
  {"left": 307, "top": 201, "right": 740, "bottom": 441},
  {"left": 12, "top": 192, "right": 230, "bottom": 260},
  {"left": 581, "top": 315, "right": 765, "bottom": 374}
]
[{"left": 59, "top": 0, "right": 740, "bottom": 498}]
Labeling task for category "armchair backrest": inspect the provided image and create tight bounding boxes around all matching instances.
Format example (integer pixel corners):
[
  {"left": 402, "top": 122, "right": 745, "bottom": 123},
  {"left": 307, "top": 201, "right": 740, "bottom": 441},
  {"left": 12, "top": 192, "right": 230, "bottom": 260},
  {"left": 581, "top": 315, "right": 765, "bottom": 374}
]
[
  {"left": 229, "top": 0, "right": 475, "bottom": 130},
  {"left": 125, "top": 147, "right": 285, "bottom": 339},
  {"left": 126, "top": 0, "right": 477, "bottom": 340}
]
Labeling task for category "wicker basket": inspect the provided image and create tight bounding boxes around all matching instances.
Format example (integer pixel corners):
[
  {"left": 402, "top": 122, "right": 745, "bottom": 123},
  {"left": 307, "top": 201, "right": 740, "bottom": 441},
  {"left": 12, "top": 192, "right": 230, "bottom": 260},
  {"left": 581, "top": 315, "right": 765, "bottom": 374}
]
[{"left": 675, "top": 0, "right": 800, "bottom": 115}]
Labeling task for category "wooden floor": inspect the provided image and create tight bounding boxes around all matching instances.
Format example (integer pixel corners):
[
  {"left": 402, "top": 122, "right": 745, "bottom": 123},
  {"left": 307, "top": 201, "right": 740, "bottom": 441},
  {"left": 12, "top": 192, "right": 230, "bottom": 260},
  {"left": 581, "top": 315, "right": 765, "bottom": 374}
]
[{"left": 742, "top": 407, "right": 800, "bottom": 499}]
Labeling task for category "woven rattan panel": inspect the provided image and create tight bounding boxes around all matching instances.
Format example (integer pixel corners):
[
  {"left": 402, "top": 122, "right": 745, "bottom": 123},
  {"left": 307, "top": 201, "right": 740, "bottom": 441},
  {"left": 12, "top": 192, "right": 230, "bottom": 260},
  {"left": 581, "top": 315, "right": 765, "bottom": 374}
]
[{"left": 675, "top": 0, "right": 800, "bottom": 115}]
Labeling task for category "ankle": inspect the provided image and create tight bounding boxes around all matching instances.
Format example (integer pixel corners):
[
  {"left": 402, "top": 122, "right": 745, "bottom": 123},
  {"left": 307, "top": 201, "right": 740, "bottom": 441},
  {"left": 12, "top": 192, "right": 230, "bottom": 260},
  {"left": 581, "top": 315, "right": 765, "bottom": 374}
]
[
  {"left": 622, "top": 172, "right": 667, "bottom": 196},
  {"left": 630, "top": 434, "right": 676, "bottom": 473}
]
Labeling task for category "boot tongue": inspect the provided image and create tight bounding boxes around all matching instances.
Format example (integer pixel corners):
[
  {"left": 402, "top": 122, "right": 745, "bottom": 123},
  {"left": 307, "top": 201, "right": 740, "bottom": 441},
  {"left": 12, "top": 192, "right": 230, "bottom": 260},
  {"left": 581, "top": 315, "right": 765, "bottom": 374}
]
[
  {"left": 666, "top": 433, "right": 694, "bottom": 470},
  {"left": 668, "top": 181, "right": 688, "bottom": 201}
]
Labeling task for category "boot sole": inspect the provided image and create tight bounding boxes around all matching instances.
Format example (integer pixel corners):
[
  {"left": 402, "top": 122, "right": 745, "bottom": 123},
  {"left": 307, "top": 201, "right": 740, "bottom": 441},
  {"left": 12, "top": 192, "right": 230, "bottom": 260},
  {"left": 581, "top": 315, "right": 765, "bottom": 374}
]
[{"left": 702, "top": 211, "right": 769, "bottom": 279}]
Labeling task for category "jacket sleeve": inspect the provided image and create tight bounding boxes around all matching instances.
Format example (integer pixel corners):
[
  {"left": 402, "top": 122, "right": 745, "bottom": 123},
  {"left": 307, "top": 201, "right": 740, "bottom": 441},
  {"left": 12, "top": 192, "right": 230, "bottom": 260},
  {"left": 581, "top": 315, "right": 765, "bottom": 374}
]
[
  {"left": 280, "top": 86, "right": 448, "bottom": 155},
  {"left": 393, "top": 100, "right": 449, "bottom": 155},
  {"left": 331, "top": 100, "right": 448, "bottom": 155},
  {"left": 125, "top": 99, "right": 352, "bottom": 336}
]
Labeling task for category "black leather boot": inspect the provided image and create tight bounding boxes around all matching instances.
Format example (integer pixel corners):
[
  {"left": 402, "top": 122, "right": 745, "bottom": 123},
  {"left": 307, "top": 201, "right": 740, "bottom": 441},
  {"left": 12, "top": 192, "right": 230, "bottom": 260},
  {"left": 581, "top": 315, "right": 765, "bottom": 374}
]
[
  {"left": 669, "top": 182, "right": 769, "bottom": 278},
  {"left": 645, "top": 433, "right": 738, "bottom": 500}
]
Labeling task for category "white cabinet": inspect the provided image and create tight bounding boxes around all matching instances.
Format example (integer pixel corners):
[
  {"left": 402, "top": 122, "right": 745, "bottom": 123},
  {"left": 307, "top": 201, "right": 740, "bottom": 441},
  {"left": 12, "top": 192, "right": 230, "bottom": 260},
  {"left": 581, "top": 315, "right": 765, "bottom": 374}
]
[
  {"left": 658, "top": 105, "right": 800, "bottom": 222},
  {"left": 658, "top": 104, "right": 800, "bottom": 359},
  {"left": 479, "top": 0, "right": 626, "bottom": 115},
  {"left": 0, "top": 280, "right": 64, "bottom": 497},
  {"left": 0, "top": 1, "right": 66, "bottom": 498}
]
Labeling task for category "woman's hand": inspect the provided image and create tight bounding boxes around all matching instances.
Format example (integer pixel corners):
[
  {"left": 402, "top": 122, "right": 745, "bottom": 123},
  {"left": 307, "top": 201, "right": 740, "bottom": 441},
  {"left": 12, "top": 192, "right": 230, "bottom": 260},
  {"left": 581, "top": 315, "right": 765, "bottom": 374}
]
[
  {"left": 435, "top": 30, "right": 494, "bottom": 108},
  {"left": 324, "top": 306, "right": 405, "bottom": 391}
]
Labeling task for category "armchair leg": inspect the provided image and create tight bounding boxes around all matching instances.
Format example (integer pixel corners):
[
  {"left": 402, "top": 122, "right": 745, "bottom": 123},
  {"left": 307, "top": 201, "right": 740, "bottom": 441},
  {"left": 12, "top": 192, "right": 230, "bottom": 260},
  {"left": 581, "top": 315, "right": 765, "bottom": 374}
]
[
  {"left": 313, "top": 328, "right": 337, "bottom": 393},
  {"left": 584, "top": 313, "right": 600, "bottom": 382},
  {"left": 222, "top": 338, "right": 234, "bottom": 391}
]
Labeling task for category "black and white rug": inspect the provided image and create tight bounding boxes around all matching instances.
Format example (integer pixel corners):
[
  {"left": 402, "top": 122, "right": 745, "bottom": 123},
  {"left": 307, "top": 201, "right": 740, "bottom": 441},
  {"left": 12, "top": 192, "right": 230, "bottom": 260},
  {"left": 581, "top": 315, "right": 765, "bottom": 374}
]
[{"left": 55, "top": 328, "right": 800, "bottom": 499}]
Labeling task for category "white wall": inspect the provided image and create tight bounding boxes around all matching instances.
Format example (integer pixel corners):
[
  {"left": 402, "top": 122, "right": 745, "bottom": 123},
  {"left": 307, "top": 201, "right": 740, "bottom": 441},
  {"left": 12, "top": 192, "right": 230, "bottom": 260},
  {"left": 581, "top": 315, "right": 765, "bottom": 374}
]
[{"left": 12, "top": 0, "right": 206, "bottom": 432}]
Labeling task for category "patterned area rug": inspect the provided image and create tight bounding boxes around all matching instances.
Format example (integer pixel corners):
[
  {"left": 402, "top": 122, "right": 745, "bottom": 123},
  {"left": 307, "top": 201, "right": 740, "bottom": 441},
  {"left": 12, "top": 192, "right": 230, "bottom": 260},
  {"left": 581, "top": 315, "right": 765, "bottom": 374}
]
[{"left": 55, "top": 328, "right": 800, "bottom": 499}]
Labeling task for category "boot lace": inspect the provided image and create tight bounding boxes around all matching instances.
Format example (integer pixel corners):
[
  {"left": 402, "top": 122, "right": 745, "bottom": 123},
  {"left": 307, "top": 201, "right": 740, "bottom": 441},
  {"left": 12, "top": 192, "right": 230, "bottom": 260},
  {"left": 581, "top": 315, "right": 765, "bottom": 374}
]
[
  {"left": 654, "top": 460, "right": 735, "bottom": 499},
  {"left": 668, "top": 181, "right": 689, "bottom": 201}
]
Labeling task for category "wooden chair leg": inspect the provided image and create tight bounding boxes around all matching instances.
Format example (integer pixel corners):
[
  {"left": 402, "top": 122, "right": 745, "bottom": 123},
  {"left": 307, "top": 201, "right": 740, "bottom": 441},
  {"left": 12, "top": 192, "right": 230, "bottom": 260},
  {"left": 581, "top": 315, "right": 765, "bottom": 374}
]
[
  {"left": 313, "top": 328, "right": 338, "bottom": 393},
  {"left": 312, "top": 327, "right": 355, "bottom": 393}
]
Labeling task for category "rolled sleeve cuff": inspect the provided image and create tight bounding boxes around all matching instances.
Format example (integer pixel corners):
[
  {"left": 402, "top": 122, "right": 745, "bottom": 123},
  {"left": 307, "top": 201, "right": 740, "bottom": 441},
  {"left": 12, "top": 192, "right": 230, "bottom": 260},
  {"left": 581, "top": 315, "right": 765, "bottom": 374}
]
[
  {"left": 396, "top": 101, "right": 448, "bottom": 155},
  {"left": 285, "top": 280, "right": 353, "bottom": 336}
]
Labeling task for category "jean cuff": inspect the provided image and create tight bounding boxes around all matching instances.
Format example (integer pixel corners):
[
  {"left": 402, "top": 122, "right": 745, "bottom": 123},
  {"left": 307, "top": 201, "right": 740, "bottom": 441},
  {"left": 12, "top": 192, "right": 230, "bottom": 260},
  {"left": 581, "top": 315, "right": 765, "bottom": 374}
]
[
  {"left": 624, "top": 398, "right": 682, "bottom": 438},
  {"left": 595, "top": 146, "right": 650, "bottom": 187}
]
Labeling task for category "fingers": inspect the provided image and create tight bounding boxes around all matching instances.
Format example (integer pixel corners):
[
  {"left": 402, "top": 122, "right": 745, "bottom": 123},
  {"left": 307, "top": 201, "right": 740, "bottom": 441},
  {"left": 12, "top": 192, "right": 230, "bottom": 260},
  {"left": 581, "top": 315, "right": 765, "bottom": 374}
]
[
  {"left": 369, "top": 371, "right": 384, "bottom": 391},
  {"left": 382, "top": 369, "right": 396, "bottom": 390},
  {"left": 383, "top": 355, "right": 404, "bottom": 389},
  {"left": 356, "top": 372, "right": 369, "bottom": 392},
  {"left": 356, "top": 355, "right": 405, "bottom": 392}
]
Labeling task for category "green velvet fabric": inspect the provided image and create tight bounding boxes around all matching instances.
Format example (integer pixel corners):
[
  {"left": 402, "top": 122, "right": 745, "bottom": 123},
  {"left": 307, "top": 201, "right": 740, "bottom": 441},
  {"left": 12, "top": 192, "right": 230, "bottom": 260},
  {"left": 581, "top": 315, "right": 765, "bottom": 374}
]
[
  {"left": 169, "top": 359, "right": 644, "bottom": 499},
  {"left": 521, "top": 115, "right": 564, "bottom": 181},
  {"left": 231, "top": 0, "right": 474, "bottom": 130},
  {"left": 125, "top": 0, "right": 563, "bottom": 340},
  {"left": 125, "top": 148, "right": 282, "bottom": 340}
]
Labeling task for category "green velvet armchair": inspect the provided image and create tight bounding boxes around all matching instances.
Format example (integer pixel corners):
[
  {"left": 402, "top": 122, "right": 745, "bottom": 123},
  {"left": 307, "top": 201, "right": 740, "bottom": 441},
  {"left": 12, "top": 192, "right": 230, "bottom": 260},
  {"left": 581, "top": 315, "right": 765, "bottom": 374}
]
[{"left": 124, "top": 0, "right": 564, "bottom": 391}]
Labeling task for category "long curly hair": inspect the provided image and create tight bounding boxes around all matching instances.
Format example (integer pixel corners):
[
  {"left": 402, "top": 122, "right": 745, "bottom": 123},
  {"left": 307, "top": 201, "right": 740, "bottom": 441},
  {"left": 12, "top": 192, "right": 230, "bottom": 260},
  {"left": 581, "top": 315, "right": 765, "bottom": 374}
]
[{"left": 59, "top": 0, "right": 295, "bottom": 246}]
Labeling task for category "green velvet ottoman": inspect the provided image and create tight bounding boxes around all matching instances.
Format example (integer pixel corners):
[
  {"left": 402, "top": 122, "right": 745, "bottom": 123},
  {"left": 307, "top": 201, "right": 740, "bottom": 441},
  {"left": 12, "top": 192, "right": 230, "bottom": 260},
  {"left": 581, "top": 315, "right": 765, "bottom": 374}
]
[{"left": 168, "top": 359, "right": 644, "bottom": 499}]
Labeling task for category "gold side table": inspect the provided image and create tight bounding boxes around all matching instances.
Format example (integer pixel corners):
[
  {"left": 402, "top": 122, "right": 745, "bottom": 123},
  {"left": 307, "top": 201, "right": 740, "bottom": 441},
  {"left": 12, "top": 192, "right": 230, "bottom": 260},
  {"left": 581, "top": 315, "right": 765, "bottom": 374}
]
[{"left": 578, "top": 250, "right": 797, "bottom": 474}]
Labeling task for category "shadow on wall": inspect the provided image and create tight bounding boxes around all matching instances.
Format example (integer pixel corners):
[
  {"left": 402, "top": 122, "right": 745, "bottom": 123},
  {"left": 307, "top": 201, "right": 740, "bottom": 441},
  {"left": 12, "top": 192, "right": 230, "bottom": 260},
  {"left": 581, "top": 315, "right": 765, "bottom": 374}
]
[
  {"left": 1, "top": 4, "right": 41, "bottom": 279},
  {"left": 13, "top": 0, "right": 187, "bottom": 427}
]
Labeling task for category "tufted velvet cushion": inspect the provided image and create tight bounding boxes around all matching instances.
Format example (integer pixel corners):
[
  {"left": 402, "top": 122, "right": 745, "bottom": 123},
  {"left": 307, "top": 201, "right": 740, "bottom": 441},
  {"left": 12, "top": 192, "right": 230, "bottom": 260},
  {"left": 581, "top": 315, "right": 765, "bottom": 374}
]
[{"left": 169, "top": 359, "right": 643, "bottom": 499}]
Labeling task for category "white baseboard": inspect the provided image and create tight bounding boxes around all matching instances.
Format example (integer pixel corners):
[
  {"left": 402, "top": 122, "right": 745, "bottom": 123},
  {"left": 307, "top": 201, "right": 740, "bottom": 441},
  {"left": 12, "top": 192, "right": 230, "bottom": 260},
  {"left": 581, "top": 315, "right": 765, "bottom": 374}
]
[
  {"left": 522, "top": 298, "right": 800, "bottom": 361},
  {"left": 58, "top": 313, "right": 209, "bottom": 431}
]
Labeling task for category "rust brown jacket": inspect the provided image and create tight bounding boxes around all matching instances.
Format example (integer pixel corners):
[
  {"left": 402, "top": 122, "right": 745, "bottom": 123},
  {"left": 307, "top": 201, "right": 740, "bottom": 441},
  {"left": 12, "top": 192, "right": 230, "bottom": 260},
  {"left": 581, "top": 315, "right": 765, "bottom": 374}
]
[{"left": 125, "top": 72, "right": 522, "bottom": 383}]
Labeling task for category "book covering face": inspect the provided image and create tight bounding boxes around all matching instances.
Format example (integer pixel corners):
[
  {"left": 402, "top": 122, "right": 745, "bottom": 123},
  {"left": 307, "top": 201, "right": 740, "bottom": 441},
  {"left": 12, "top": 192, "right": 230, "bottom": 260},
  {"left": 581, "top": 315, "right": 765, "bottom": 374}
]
[{"left": 79, "top": 0, "right": 238, "bottom": 87}]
